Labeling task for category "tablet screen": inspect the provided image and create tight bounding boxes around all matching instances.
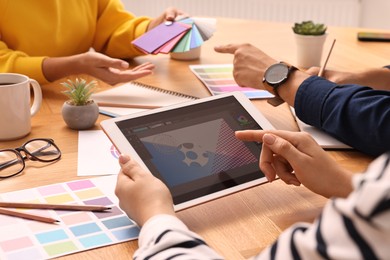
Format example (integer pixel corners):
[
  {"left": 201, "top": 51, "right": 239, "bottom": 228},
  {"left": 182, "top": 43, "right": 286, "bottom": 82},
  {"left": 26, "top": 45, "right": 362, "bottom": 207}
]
[{"left": 115, "top": 96, "right": 265, "bottom": 205}]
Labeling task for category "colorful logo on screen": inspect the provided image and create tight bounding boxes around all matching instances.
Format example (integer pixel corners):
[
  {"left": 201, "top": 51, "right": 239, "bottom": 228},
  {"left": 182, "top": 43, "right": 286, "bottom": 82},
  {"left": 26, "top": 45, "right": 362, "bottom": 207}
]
[
  {"left": 110, "top": 145, "right": 120, "bottom": 159},
  {"left": 237, "top": 115, "right": 251, "bottom": 126}
]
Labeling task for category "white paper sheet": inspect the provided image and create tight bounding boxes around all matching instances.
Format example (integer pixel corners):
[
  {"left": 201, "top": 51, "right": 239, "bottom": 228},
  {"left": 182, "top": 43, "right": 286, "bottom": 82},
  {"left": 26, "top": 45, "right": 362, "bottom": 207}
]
[
  {"left": 290, "top": 107, "right": 352, "bottom": 149},
  {"left": 77, "top": 130, "right": 121, "bottom": 176}
]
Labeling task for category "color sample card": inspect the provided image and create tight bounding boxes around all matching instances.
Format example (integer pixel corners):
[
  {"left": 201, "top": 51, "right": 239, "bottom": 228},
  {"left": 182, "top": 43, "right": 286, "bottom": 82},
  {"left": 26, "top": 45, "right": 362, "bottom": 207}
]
[
  {"left": 132, "top": 17, "right": 216, "bottom": 54},
  {"left": 0, "top": 176, "right": 139, "bottom": 260},
  {"left": 132, "top": 22, "right": 191, "bottom": 53},
  {"left": 190, "top": 64, "right": 274, "bottom": 100}
]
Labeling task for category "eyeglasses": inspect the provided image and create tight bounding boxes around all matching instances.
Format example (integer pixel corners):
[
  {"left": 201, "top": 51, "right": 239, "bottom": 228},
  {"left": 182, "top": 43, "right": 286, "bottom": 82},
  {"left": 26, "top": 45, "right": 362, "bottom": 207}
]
[{"left": 0, "top": 138, "right": 61, "bottom": 179}]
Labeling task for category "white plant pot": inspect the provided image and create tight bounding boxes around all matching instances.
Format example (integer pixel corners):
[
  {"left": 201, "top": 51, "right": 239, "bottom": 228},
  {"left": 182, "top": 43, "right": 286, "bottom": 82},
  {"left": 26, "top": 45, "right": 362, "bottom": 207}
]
[
  {"left": 294, "top": 33, "right": 327, "bottom": 69},
  {"left": 62, "top": 101, "right": 99, "bottom": 130}
]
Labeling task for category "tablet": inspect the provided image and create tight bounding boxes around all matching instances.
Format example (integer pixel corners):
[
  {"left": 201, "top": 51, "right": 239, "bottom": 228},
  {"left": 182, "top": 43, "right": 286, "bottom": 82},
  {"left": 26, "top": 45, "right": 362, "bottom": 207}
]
[{"left": 101, "top": 92, "right": 275, "bottom": 211}]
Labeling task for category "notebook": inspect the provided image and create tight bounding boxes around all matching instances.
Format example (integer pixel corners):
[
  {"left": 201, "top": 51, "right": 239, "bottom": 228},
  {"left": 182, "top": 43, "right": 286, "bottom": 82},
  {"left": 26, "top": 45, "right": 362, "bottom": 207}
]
[
  {"left": 290, "top": 107, "right": 352, "bottom": 149},
  {"left": 91, "top": 82, "right": 198, "bottom": 116}
]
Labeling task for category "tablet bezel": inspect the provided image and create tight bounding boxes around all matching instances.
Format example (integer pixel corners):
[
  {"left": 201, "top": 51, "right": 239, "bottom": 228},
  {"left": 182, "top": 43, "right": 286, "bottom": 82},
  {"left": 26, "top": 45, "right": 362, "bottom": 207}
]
[{"left": 101, "top": 92, "right": 275, "bottom": 211}]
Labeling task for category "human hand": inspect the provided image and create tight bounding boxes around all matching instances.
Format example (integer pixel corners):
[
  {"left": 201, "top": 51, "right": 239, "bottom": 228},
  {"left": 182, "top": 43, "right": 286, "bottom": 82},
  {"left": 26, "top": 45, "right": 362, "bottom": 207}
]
[
  {"left": 75, "top": 52, "right": 155, "bottom": 85},
  {"left": 148, "top": 7, "right": 189, "bottom": 31},
  {"left": 43, "top": 52, "right": 155, "bottom": 85},
  {"left": 214, "top": 43, "right": 277, "bottom": 89},
  {"left": 306, "top": 67, "right": 390, "bottom": 90},
  {"left": 305, "top": 66, "right": 356, "bottom": 85},
  {"left": 115, "top": 155, "right": 175, "bottom": 227},
  {"left": 235, "top": 130, "right": 353, "bottom": 198}
]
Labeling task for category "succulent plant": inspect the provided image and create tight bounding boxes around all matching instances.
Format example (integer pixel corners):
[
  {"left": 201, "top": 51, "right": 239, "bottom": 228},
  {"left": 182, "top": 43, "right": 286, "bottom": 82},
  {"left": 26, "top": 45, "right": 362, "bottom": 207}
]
[
  {"left": 61, "top": 78, "right": 97, "bottom": 106},
  {"left": 292, "top": 20, "right": 327, "bottom": 36}
]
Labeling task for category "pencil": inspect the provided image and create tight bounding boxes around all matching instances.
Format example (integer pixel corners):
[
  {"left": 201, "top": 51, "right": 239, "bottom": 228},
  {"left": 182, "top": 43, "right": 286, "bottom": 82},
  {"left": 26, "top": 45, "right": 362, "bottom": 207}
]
[
  {"left": 0, "top": 202, "right": 111, "bottom": 212},
  {"left": 0, "top": 207, "right": 59, "bottom": 224},
  {"left": 96, "top": 102, "right": 160, "bottom": 109},
  {"left": 318, "top": 38, "right": 336, "bottom": 77}
]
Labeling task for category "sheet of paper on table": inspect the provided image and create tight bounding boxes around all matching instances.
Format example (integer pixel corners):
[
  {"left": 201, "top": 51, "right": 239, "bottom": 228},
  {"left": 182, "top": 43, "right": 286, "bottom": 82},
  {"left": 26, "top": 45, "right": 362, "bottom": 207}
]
[{"left": 77, "top": 130, "right": 121, "bottom": 176}]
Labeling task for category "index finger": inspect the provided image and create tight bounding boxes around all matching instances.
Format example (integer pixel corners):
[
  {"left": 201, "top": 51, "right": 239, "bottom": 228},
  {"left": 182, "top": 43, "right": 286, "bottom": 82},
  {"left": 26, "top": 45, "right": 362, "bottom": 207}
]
[
  {"left": 214, "top": 44, "right": 241, "bottom": 54},
  {"left": 236, "top": 129, "right": 320, "bottom": 155},
  {"left": 235, "top": 129, "right": 303, "bottom": 146},
  {"left": 235, "top": 130, "right": 266, "bottom": 142}
]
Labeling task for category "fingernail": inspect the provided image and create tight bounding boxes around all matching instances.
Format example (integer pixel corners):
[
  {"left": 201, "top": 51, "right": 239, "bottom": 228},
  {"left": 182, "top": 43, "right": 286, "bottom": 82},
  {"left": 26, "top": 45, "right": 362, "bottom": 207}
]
[
  {"left": 121, "top": 62, "right": 129, "bottom": 69},
  {"left": 263, "top": 134, "right": 276, "bottom": 145},
  {"left": 119, "top": 154, "right": 130, "bottom": 164}
]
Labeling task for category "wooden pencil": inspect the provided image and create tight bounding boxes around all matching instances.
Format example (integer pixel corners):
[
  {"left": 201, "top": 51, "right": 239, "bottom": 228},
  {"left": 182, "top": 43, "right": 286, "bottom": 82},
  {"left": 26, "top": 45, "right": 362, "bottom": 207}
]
[
  {"left": 318, "top": 38, "right": 336, "bottom": 77},
  {"left": 0, "top": 207, "right": 59, "bottom": 224},
  {"left": 0, "top": 202, "right": 111, "bottom": 212}
]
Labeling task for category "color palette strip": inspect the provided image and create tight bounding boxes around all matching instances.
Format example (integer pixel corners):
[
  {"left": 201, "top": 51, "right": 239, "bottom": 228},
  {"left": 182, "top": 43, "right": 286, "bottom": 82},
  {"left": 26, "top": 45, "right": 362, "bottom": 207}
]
[
  {"left": 0, "top": 176, "right": 139, "bottom": 260},
  {"left": 190, "top": 64, "right": 274, "bottom": 100},
  {"left": 132, "top": 17, "right": 216, "bottom": 54}
]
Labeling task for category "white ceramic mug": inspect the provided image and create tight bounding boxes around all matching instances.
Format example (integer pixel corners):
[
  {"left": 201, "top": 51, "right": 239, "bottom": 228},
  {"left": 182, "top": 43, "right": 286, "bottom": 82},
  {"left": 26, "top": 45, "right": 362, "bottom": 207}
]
[{"left": 0, "top": 73, "right": 42, "bottom": 140}]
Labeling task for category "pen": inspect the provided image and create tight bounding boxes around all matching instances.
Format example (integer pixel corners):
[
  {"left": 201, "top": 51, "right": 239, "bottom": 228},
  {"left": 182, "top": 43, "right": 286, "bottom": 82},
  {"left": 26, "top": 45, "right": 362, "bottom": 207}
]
[
  {"left": 318, "top": 38, "right": 336, "bottom": 77},
  {"left": 0, "top": 202, "right": 111, "bottom": 212},
  {"left": 0, "top": 207, "right": 59, "bottom": 224},
  {"left": 99, "top": 109, "right": 119, "bottom": 118}
]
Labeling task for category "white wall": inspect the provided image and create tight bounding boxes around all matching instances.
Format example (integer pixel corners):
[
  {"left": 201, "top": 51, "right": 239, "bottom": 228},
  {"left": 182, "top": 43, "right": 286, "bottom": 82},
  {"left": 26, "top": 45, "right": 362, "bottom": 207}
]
[
  {"left": 122, "top": 0, "right": 390, "bottom": 29},
  {"left": 360, "top": 0, "right": 390, "bottom": 29}
]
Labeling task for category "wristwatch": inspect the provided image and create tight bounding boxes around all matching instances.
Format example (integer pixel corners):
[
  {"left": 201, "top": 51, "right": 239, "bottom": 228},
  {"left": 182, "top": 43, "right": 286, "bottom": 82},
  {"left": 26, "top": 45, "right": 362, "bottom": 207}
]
[{"left": 262, "top": 62, "right": 298, "bottom": 96}]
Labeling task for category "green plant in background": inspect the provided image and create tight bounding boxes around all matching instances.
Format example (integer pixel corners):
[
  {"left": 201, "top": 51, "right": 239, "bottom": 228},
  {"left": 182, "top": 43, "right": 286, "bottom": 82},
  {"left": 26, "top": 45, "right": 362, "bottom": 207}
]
[
  {"left": 292, "top": 20, "right": 327, "bottom": 35},
  {"left": 61, "top": 78, "right": 97, "bottom": 106}
]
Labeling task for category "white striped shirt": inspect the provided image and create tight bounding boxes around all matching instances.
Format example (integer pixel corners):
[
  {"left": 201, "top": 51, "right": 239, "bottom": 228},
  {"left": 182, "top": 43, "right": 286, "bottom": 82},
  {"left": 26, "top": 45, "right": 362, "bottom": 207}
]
[{"left": 134, "top": 152, "right": 390, "bottom": 260}]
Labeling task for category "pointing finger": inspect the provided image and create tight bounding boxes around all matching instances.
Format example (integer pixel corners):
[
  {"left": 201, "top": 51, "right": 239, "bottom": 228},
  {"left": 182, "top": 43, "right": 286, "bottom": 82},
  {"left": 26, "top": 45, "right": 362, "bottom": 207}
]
[{"left": 214, "top": 44, "right": 241, "bottom": 54}]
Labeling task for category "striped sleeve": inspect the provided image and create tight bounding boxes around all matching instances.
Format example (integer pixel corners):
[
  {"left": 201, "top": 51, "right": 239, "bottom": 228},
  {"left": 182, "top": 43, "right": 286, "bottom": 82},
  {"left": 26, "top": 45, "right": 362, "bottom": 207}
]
[
  {"left": 134, "top": 214, "right": 223, "bottom": 260},
  {"left": 135, "top": 153, "right": 390, "bottom": 260},
  {"left": 254, "top": 152, "right": 390, "bottom": 260}
]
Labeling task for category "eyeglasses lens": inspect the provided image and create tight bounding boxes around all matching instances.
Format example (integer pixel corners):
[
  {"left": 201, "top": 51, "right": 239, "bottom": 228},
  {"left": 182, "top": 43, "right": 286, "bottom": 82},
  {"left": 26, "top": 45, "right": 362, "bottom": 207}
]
[
  {"left": 0, "top": 150, "right": 24, "bottom": 178},
  {"left": 24, "top": 140, "right": 61, "bottom": 161}
]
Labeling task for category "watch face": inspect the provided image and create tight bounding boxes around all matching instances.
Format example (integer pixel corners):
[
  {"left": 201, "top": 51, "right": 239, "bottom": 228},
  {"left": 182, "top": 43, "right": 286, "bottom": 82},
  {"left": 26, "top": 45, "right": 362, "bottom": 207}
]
[{"left": 264, "top": 63, "right": 289, "bottom": 85}]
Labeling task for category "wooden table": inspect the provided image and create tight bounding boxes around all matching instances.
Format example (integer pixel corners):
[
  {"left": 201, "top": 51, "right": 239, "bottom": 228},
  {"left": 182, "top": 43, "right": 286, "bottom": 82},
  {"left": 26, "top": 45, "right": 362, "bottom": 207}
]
[{"left": 0, "top": 18, "right": 387, "bottom": 259}]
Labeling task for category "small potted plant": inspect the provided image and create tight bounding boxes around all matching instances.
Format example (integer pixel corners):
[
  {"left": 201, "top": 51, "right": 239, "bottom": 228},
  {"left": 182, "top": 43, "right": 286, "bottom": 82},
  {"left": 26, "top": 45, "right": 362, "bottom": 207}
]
[
  {"left": 292, "top": 20, "right": 328, "bottom": 68},
  {"left": 61, "top": 78, "right": 99, "bottom": 130}
]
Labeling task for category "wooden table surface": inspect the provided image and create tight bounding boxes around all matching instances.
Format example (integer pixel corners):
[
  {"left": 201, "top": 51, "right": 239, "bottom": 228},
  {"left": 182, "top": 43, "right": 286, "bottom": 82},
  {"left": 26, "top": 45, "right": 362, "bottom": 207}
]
[{"left": 1, "top": 18, "right": 388, "bottom": 259}]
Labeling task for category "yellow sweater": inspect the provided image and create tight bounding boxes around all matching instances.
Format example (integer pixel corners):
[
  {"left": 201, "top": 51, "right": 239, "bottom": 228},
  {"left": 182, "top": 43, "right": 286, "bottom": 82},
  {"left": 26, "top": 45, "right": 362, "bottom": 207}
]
[{"left": 0, "top": 0, "right": 150, "bottom": 83}]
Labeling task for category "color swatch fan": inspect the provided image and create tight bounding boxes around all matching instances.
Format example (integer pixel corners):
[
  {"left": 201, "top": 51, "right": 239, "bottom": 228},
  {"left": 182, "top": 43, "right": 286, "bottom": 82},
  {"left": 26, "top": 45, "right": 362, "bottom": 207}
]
[{"left": 132, "top": 17, "right": 216, "bottom": 54}]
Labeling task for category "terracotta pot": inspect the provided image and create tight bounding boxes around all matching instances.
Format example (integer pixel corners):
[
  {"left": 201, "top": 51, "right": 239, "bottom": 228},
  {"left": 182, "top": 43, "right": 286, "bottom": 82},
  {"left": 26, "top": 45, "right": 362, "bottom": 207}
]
[{"left": 61, "top": 101, "right": 99, "bottom": 130}]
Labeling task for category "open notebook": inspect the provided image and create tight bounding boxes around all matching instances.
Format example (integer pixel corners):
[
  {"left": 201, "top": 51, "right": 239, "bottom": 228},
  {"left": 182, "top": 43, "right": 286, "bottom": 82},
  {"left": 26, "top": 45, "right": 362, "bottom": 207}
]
[
  {"left": 91, "top": 82, "right": 198, "bottom": 117},
  {"left": 290, "top": 107, "right": 352, "bottom": 149}
]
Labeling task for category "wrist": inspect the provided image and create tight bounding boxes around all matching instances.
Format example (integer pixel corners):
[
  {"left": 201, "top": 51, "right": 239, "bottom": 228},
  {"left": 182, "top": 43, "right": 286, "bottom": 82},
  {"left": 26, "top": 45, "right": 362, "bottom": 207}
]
[
  {"left": 262, "top": 62, "right": 298, "bottom": 95},
  {"left": 277, "top": 70, "right": 310, "bottom": 106},
  {"left": 42, "top": 56, "right": 80, "bottom": 82},
  {"left": 327, "top": 71, "right": 355, "bottom": 85},
  {"left": 139, "top": 204, "right": 175, "bottom": 227},
  {"left": 263, "top": 62, "right": 307, "bottom": 106}
]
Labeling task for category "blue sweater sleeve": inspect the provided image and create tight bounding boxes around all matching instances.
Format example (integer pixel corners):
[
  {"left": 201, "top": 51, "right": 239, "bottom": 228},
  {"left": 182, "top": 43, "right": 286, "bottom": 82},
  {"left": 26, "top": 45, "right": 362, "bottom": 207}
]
[{"left": 294, "top": 76, "right": 390, "bottom": 157}]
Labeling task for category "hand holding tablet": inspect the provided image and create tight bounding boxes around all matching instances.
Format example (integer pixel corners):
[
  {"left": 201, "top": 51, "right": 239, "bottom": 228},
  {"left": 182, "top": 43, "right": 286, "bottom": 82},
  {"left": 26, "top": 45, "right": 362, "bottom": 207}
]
[{"left": 101, "top": 92, "right": 275, "bottom": 210}]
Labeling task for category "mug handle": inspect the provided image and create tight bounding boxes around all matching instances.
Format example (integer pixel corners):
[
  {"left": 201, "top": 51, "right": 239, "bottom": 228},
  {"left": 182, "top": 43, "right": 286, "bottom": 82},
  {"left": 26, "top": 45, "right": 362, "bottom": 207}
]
[{"left": 29, "top": 79, "right": 42, "bottom": 117}]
